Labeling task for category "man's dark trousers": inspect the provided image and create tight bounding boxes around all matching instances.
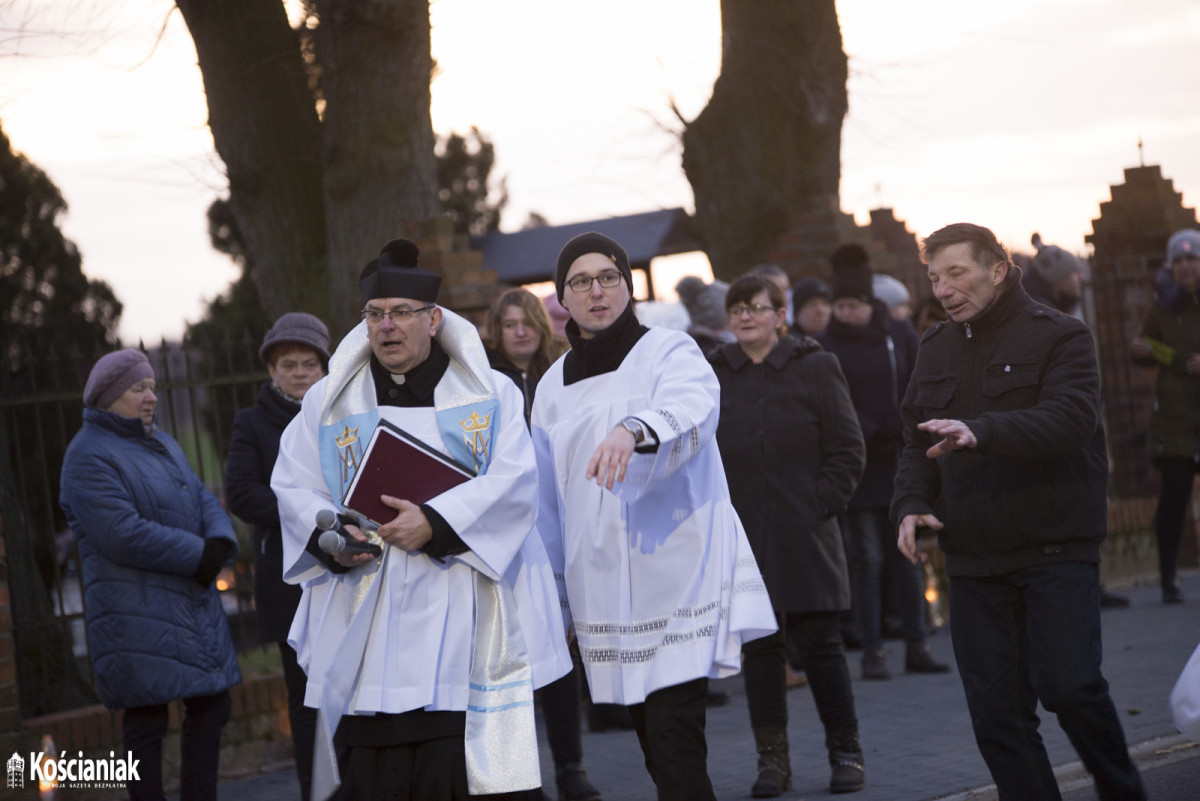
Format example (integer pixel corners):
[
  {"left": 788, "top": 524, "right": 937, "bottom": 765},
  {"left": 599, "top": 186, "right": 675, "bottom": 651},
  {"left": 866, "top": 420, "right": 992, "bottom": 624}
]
[{"left": 948, "top": 562, "right": 1145, "bottom": 801}]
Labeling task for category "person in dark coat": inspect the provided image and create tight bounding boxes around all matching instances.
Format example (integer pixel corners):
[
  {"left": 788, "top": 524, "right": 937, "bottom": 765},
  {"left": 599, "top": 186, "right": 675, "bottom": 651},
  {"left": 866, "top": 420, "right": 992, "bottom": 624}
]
[
  {"left": 482, "top": 288, "right": 568, "bottom": 426},
  {"left": 225, "top": 312, "right": 330, "bottom": 801},
  {"left": 709, "top": 274, "right": 867, "bottom": 797},
  {"left": 482, "top": 288, "right": 601, "bottom": 801},
  {"left": 893, "top": 222, "right": 1145, "bottom": 801},
  {"left": 817, "top": 244, "right": 949, "bottom": 681},
  {"left": 60, "top": 349, "right": 241, "bottom": 801},
  {"left": 790, "top": 276, "right": 833, "bottom": 337},
  {"left": 1019, "top": 232, "right": 1085, "bottom": 316},
  {"left": 1130, "top": 228, "right": 1200, "bottom": 604}
]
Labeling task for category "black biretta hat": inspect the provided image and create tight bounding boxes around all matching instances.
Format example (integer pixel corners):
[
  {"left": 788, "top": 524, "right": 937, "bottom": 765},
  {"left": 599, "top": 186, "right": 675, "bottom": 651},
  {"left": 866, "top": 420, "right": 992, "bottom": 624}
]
[{"left": 359, "top": 239, "right": 441, "bottom": 304}]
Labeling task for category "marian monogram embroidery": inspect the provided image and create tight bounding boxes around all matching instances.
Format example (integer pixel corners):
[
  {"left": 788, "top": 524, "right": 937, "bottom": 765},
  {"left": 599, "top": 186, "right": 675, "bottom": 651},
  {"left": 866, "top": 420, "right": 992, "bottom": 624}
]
[
  {"left": 460, "top": 411, "right": 492, "bottom": 472},
  {"left": 335, "top": 425, "right": 363, "bottom": 491}
]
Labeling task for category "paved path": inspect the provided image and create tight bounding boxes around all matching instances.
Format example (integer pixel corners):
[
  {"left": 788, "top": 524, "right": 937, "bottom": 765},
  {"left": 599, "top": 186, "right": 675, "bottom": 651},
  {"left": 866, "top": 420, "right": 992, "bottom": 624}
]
[{"left": 212, "top": 570, "right": 1200, "bottom": 800}]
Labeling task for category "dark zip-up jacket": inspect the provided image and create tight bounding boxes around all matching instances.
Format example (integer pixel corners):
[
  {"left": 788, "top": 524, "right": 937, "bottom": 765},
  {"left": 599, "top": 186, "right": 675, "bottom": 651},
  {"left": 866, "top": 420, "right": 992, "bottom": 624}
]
[{"left": 890, "top": 270, "right": 1108, "bottom": 577}]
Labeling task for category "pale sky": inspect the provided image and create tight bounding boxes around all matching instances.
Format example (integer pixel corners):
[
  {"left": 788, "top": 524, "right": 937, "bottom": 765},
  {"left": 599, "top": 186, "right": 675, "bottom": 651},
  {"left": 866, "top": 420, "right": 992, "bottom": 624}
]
[{"left": 2, "top": 0, "right": 1197, "bottom": 342}]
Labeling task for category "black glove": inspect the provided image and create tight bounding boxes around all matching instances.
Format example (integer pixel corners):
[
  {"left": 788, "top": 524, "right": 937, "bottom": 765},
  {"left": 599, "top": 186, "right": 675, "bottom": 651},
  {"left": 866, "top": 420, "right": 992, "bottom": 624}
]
[{"left": 194, "top": 538, "right": 235, "bottom": 587}]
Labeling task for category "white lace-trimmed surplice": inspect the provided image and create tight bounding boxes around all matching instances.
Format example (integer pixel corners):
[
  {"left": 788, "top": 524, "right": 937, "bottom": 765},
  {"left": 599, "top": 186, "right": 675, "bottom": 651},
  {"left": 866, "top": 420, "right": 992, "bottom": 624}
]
[{"left": 532, "top": 326, "right": 777, "bottom": 705}]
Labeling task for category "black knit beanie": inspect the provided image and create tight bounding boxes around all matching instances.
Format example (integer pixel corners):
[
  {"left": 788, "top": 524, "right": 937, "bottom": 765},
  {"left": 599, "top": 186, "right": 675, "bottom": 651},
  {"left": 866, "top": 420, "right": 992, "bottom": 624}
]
[
  {"left": 830, "top": 244, "right": 874, "bottom": 302},
  {"left": 555, "top": 232, "right": 633, "bottom": 301}
]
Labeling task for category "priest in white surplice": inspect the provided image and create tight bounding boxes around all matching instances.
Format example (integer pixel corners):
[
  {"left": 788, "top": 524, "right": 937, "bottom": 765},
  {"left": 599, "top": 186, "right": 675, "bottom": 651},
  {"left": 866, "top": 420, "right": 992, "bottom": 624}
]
[
  {"left": 272, "top": 238, "right": 570, "bottom": 801},
  {"left": 532, "top": 232, "right": 778, "bottom": 801}
]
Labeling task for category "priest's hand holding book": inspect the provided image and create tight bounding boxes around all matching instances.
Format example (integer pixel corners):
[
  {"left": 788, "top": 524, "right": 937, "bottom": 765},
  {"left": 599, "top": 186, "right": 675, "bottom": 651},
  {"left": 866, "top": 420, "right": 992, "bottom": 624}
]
[{"left": 374, "top": 496, "right": 434, "bottom": 552}]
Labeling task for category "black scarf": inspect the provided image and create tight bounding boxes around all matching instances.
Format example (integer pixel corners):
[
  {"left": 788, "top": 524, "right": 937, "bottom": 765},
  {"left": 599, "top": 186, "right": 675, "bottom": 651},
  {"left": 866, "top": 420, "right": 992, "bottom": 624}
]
[{"left": 562, "top": 301, "right": 648, "bottom": 386}]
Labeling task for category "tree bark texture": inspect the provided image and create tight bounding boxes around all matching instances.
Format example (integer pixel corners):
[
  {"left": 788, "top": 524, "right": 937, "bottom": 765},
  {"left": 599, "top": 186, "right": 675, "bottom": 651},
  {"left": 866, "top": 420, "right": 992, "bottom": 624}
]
[
  {"left": 316, "top": 0, "right": 438, "bottom": 331},
  {"left": 175, "top": 0, "right": 329, "bottom": 325},
  {"left": 682, "top": 0, "right": 847, "bottom": 282}
]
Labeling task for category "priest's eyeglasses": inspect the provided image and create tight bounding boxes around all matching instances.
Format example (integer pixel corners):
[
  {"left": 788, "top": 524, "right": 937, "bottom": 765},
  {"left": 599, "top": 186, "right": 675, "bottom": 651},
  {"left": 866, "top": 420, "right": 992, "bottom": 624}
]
[
  {"left": 361, "top": 305, "right": 435, "bottom": 325},
  {"left": 728, "top": 303, "right": 777, "bottom": 318},
  {"left": 565, "top": 271, "right": 624, "bottom": 293}
]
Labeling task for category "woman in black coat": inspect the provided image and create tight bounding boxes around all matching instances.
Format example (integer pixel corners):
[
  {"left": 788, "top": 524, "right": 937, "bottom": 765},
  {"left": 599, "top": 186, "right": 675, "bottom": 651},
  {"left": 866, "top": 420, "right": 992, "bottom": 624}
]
[
  {"left": 224, "top": 312, "right": 329, "bottom": 801},
  {"left": 709, "top": 274, "right": 866, "bottom": 798}
]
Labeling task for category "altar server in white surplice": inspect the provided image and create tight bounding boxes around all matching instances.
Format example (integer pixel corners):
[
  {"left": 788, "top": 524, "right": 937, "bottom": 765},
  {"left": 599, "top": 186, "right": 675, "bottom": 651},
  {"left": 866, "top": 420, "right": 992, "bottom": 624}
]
[
  {"left": 271, "top": 238, "right": 570, "bottom": 801},
  {"left": 532, "top": 232, "right": 777, "bottom": 801}
]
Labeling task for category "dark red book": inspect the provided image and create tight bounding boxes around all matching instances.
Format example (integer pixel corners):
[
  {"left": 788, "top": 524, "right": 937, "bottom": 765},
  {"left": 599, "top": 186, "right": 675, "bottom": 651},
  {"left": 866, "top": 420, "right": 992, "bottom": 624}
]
[{"left": 341, "top": 420, "right": 474, "bottom": 527}]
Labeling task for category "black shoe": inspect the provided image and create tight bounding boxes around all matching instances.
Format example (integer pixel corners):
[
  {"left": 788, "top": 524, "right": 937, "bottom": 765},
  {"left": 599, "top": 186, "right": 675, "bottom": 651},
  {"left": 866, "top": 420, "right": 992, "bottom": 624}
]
[
  {"left": 1164, "top": 585, "right": 1185, "bottom": 604},
  {"left": 905, "top": 643, "right": 951, "bottom": 674},
  {"left": 555, "top": 763, "right": 602, "bottom": 801},
  {"left": 1100, "top": 590, "right": 1130, "bottom": 608},
  {"left": 829, "top": 750, "right": 865, "bottom": 794},
  {"left": 862, "top": 649, "right": 890, "bottom": 680}
]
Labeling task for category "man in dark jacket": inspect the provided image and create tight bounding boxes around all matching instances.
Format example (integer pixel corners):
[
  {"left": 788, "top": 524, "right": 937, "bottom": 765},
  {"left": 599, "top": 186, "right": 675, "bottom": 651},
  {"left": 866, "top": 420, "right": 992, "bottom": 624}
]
[
  {"left": 892, "top": 223, "right": 1145, "bottom": 801},
  {"left": 818, "top": 244, "right": 948, "bottom": 681},
  {"left": 225, "top": 312, "right": 330, "bottom": 801}
]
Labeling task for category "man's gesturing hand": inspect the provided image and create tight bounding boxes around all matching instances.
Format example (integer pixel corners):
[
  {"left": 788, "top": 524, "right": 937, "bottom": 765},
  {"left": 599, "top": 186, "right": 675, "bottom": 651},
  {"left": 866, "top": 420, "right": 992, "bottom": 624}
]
[
  {"left": 918, "top": 418, "right": 977, "bottom": 458},
  {"left": 586, "top": 426, "right": 637, "bottom": 491},
  {"left": 897, "top": 513, "right": 943, "bottom": 564}
]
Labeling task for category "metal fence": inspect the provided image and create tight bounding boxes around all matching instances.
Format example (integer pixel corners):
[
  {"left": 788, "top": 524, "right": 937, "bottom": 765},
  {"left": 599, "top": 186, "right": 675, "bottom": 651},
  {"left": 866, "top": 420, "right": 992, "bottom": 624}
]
[{"left": 0, "top": 336, "right": 270, "bottom": 705}]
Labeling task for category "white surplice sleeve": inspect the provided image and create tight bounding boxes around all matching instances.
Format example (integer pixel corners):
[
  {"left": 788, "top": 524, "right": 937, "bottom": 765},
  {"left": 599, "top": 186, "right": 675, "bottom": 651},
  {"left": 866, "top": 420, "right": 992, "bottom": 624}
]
[{"left": 613, "top": 332, "right": 720, "bottom": 504}]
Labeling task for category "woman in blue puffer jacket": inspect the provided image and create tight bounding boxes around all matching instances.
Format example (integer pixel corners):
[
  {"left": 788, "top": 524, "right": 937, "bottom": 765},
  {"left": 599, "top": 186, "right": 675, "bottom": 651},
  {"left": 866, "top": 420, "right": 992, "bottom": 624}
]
[{"left": 60, "top": 349, "right": 241, "bottom": 801}]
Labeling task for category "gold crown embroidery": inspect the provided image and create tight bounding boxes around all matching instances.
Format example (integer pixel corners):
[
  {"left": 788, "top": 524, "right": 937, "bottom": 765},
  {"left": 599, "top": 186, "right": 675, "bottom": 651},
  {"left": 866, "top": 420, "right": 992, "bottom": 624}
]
[
  {"left": 460, "top": 411, "right": 491, "bottom": 433},
  {"left": 460, "top": 411, "right": 492, "bottom": 468},
  {"left": 336, "top": 425, "right": 359, "bottom": 448}
]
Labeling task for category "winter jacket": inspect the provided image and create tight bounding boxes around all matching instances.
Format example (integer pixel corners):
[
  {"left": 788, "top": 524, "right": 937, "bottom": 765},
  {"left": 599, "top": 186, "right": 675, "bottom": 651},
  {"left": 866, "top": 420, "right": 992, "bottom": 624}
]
[
  {"left": 225, "top": 382, "right": 304, "bottom": 643},
  {"left": 890, "top": 271, "right": 1108, "bottom": 577},
  {"left": 1132, "top": 266, "right": 1200, "bottom": 465},
  {"left": 816, "top": 299, "right": 920, "bottom": 510},
  {"left": 709, "top": 336, "right": 865, "bottom": 613},
  {"left": 59, "top": 408, "right": 241, "bottom": 709}
]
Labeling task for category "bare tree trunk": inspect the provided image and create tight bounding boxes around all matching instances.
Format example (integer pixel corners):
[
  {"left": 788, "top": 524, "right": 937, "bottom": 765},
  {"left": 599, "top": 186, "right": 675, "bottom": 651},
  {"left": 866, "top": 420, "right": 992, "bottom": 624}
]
[
  {"left": 174, "top": 0, "right": 329, "bottom": 324},
  {"left": 315, "top": 0, "right": 438, "bottom": 331},
  {"left": 682, "top": 0, "right": 847, "bottom": 281}
]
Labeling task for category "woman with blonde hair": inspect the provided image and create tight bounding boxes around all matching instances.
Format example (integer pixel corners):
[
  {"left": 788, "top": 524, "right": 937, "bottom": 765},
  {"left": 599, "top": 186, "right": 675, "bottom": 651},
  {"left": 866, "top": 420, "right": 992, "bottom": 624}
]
[{"left": 484, "top": 288, "right": 569, "bottom": 424}]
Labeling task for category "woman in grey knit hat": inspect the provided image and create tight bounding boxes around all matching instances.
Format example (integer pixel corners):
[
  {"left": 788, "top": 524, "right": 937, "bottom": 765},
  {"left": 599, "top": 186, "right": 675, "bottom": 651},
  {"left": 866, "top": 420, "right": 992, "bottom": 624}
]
[{"left": 61, "top": 349, "right": 241, "bottom": 800}]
